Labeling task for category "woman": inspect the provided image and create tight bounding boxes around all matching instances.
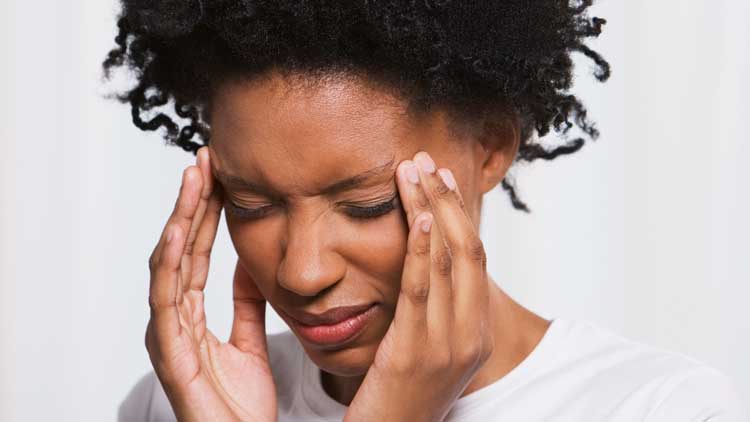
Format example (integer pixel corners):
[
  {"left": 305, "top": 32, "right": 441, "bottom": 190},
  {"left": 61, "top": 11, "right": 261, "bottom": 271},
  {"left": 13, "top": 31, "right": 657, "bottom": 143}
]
[{"left": 104, "top": 1, "right": 744, "bottom": 421}]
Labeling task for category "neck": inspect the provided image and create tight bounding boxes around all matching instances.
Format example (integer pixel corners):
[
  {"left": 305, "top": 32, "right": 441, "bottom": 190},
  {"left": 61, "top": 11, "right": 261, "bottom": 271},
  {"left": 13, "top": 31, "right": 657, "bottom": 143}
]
[{"left": 321, "top": 274, "right": 550, "bottom": 405}]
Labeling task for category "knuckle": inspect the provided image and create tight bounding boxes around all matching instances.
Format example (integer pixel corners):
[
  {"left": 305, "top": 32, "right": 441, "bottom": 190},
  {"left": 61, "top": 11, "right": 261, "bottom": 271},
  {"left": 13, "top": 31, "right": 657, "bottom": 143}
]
[
  {"left": 183, "top": 242, "right": 194, "bottom": 257},
  {"left": 147, "top": 294, "right": 159, "bottom": 310},
  {"left": 413, "top": 192, "right": 430, "bottom": 211},
  {"left": 148, "top": 253, "right": 158, "bottom": 272},
  {"left": 433, "top": 179, "right": 453, "bottom": 199},
  {"left": 432, "top": 248, "right": 453, "bottom": 277},
  {"left": 429, "top": 348, "right": 453, "bottom": 372},
  {"left": 455, "top": 193, "right": 466, "bottom": 210},
  {"left": 193, "top": 247, "right": 212, "bottom": 260},
  {"left": 480, "top": 340, "right": 495, "bottom": 364},
  {"left": 148, "top": 294, "right": 172, "bottom": 311},
  {"left": 459, "top": 234, "right": 487, "bottom": 266},
  {"left": 456, "top": 343, "right": 483, "bottom": 369},
  {"left": 409, "top": 236, "right": 431, "bottom": 257},
  {"left": 402, "top": 280, "right": 430, "bottom": 304}
]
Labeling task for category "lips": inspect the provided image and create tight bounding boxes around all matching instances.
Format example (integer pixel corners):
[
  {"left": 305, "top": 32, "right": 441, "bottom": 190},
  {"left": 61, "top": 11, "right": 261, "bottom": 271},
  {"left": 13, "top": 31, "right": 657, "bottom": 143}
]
[
  {"left": 283, "top": 303, "right": 378, "bottom": 347},
  {"left": 288, "top": 303, "right": 375, "bottom": 326}
]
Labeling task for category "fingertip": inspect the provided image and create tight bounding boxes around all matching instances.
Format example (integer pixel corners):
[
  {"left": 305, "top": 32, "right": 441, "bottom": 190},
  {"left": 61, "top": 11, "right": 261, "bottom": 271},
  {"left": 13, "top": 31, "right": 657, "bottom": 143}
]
[
  {"left": 181, "top": 164, "right": 191, "bottom": 181},
  {"left": 196, "top": 147, "right": 210, "bottom": 175},
  {"left": 182, "top": 165, "right": 205, "bottom": 195},
  {"left": 437, "top": 168, "right": 457, "bottom": 191},
  {"left": 197, "top": 146, "right": 210, "bottom": 166},
  {"left": 184, "top": 165, "right": 201, "bottom": 182},
  {"left": 398, "top": 160, "right": 420, "bottom": 185},
  {"left": 199, "top": 148, "right": 215, "bottom": 194}
]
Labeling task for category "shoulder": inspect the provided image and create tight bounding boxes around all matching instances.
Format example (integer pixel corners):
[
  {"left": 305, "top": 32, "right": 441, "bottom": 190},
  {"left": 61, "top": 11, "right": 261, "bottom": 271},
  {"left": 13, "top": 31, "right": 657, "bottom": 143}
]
[
  {"left": 644, "top": 364, "right": 746, "bottom": 421},
  {"left": 551, "top": 319, "right": 746, "bottom": 420},
  {"left": 117, "top": 371, "right": 174, "bottom": 422},
  {"left": 117, "top": 331, "right": 302, "bottom": 422}
]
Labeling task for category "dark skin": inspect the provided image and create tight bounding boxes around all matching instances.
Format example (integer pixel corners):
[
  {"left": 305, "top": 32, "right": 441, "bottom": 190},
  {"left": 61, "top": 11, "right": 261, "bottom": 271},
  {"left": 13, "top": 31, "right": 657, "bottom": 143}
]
[{"left": 146, "top": 70, "right": 550, "bottom": 421}]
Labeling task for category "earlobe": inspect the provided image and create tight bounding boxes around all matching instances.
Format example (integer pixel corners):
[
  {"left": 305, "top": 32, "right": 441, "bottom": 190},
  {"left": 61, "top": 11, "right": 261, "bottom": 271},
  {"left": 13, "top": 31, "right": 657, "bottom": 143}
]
[
  {"left": 477, "top": 114, "right": 520, "bottom": 195},
  {"left": 479, "top": 149, "right": 511, "bottom": 194}
]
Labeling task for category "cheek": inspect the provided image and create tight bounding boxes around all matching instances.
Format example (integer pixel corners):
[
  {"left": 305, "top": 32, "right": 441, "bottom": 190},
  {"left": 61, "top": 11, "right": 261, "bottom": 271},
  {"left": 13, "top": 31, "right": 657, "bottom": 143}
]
[
  {"left": 343, "top": 216, "right": 408, "bottom": 295},
  {"left": 225, "top": 215, "right": 282, "bottom": 296}
]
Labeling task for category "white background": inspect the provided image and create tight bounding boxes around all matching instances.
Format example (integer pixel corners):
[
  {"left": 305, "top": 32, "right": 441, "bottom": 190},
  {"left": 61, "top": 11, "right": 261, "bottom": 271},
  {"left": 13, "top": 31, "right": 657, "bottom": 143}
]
[{"left": 1, "top": 0, "right": 748, "bottom": 420}]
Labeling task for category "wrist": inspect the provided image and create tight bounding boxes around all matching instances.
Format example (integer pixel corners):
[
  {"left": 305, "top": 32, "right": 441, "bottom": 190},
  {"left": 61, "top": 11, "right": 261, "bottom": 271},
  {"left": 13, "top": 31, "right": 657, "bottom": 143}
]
[
  {"left": 164, "top": 377, "right": 240, "bottom": 422},
  {"left": 343, "top": 390, "right": 444, "bottom": 422}
]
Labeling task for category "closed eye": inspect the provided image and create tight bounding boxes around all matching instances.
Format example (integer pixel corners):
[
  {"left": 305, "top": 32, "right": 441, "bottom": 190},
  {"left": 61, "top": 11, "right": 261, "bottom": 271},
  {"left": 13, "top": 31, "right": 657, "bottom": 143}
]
[
  {"left": 345, "top": 194, "right": 401, "bottom": 220},
  {"left": 225, "top": 200, "right": 275, "bottom": 219},
  {"left": 225, "top": 194, "right": 401, "bottom": 221}
]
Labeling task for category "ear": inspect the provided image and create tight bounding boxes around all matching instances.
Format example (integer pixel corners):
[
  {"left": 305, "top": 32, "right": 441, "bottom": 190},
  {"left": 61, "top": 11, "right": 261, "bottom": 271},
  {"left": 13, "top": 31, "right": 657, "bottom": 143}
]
[{"left": 474, "top": 113, "right": 521, "bottom": 195}]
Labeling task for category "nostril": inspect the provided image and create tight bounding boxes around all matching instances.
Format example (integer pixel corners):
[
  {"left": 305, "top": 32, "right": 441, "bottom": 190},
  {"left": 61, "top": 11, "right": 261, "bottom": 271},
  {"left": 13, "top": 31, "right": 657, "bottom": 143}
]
[{"left": 276, "top": 250, "right": 346, "bottom": 298}]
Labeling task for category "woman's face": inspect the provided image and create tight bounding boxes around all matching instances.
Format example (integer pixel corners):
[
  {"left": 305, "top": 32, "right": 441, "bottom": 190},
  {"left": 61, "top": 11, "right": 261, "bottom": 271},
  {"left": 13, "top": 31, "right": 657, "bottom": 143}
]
[{"left": 208, "top": 72, "right": 495, "bottom": 377}]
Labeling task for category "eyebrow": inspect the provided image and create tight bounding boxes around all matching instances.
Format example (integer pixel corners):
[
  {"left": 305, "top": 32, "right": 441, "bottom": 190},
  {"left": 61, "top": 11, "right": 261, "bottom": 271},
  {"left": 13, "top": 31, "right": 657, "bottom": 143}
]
[{"left": 215, "top": 156, "right": 397, "bottom": 197}]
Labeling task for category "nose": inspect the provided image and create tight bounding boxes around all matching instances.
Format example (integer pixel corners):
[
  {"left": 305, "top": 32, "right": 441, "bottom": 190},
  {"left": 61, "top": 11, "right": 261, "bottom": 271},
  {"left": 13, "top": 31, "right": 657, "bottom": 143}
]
[{"left": 275, "top": 211, "right": 346, "bottom": 297}]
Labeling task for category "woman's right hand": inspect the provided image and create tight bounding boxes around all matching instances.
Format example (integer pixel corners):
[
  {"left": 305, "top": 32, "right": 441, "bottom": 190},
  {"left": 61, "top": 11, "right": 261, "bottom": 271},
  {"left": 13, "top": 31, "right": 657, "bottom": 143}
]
[{"left": 145, "top": 146, "right": 277, "bottom": 422}]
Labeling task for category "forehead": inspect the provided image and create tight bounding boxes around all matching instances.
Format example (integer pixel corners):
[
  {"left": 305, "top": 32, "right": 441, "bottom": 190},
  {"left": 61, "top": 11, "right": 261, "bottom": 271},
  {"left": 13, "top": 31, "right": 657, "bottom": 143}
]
[{"left": 207, "top": 73, "right": 426, "bottom": 195}]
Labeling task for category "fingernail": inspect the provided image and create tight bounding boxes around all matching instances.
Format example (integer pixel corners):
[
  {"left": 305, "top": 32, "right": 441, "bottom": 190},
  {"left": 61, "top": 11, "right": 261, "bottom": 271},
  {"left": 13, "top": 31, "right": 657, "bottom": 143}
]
[
  {"left": 415, "top": 153, "right": 436, "bottom": 174},
  {"left": 196, "top": 151, "right": 202, "bottom": 167},
  {"left": 437, "top": 168, "right": 457, "bottom": 191},
  {"left": 403, "top": 162, "right": 419, "bottom": 184},
  {"left": 420, "top": 214, "right": 433, "bottom": 233},
  {"left": 166, "top": 226, "right": 175, "bottom": 243}
]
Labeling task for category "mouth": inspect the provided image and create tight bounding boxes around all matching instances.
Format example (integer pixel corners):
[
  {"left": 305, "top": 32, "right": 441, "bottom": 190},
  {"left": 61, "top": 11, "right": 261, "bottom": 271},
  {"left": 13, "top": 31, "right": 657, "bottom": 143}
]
[{"left": 283, "top": 303, "right": 378, "bottom": 348}]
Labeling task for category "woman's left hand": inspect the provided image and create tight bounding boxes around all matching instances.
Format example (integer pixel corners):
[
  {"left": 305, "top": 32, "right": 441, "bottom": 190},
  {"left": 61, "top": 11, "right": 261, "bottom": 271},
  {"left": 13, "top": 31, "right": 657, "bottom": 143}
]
[{"left": 344, "top": 151, "right": 494, "bottom": 422}]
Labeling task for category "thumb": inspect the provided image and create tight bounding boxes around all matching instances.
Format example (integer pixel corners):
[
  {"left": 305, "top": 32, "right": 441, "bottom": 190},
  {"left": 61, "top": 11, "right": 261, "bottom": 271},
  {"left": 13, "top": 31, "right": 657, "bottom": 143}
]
[{"left": 229, "top": 258, "right": 269, "bottom": 357}]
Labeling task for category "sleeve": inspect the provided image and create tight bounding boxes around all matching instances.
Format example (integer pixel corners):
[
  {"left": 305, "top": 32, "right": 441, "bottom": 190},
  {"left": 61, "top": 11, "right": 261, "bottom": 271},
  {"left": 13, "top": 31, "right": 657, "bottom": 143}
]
[
  {"left": 118, "top": 371, "right": 177, "bottom": 422},
  {"left": 118, "top": 372, "right": 156, "bottom": 422},
  {"left": 645, "top": 366, "right": 747, "bottom": 422}
]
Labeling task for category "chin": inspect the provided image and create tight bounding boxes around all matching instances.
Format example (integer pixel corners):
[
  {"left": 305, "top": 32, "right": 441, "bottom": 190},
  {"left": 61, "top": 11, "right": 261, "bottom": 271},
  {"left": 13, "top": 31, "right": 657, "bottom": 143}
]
[
  {"left": 306, "top": 341, "right": 379, "bottom": 377},
  {"left": 285, "top": 305, "right": 393, "bottom": 377}
]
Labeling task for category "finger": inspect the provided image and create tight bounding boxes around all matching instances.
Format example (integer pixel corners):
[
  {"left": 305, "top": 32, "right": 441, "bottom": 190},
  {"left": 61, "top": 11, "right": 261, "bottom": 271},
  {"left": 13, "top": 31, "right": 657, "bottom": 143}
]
[
  {"left": 395, "top": 159, "right": 431, "bottom": 229},
  {"left": 392, "top": 211, "right": 433, "bottom": 347},
  {"left": 196, "top": 146, "right": 214, "bottom": 195},
  {"left": 413, "top": 151, "right": 487, "bottom": 326},
  {"left": 188, "top": 148, "right": 224, "bottom": 291},
  {"left": 402, "top": 156, "right": 453, "bottom": 338},
  {"left": 150, "top": 165, "right": 203, "bottom": 269},
  {"left": 181, "top": 148, "right": 212, "bottom": 292},
  {"left": 188, "top": 188, "right": 223, "bottom": 291},
  {"left": 426, "top": 209, "right": 454, "bottom": 337},
  {"left": 149, "top": 224, "right": 185, "bottom": 341},
  {"left": 229, "top": 259, "right": 269, "bottom": 358},
  {"left": 184, "top": 147, "right": 213, "bottom": 256},
  {"left": 413, "top": 152, "right": 475, "bottom": 251}
]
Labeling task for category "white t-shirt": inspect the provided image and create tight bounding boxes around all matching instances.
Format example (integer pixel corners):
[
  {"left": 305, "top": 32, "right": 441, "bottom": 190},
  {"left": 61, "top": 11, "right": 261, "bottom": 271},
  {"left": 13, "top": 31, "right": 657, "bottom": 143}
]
[{"left": 118, "top": 318, "right": 746, "bottom": 421}]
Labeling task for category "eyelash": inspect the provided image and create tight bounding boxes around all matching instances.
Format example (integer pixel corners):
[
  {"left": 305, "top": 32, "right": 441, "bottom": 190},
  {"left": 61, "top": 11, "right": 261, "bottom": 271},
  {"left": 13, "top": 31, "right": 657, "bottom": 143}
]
[
  {"left": 346, "top": 194, "right": 400, "bottom": 220},
  {"left": 226, "top": 194, "right": 401, "bottom": 221}
]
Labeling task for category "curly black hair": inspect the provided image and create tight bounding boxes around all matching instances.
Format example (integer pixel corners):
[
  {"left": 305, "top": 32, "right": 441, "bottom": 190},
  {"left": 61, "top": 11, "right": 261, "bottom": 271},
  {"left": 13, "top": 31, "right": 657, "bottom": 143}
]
[{"left": 102, "top": 0, "right": 610, "bottom": 212}]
